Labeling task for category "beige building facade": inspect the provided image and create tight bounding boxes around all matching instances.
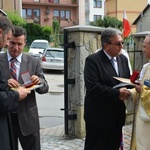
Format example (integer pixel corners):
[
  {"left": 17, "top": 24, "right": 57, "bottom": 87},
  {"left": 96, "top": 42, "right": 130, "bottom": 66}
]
[
  {"left": 105, "top": 0, "right": 148, "bottom": 32},
  {"left": 0, "top": 0, "right": 21, "bottom": 15}
]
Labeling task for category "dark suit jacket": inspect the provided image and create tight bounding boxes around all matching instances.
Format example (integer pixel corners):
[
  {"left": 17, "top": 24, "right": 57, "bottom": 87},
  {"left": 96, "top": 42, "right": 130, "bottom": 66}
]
[
  {"left": 84, "top": 49, "right": 130, "bottom": 128},
  {"left": 0, "top": 52, "right": 49, "bottom": 136},
  {"left": 0, "top": 64, "right": 19, "bottom": 150}
]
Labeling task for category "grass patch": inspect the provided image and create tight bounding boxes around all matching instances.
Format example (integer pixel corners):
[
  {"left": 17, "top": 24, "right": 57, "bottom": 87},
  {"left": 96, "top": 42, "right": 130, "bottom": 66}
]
[{"left": 23, "top": 46, "right": 29, "bottom": 53}]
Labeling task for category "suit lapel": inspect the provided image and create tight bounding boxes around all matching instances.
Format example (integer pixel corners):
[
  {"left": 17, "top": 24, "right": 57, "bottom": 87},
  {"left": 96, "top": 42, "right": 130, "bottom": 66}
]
[
  {"left": 100, "top": 50, "right": 118, "bottom": 77},
  {"left": 117, "top": 56, "right": 124, "bottom": 77},
  {"left": 0, "top": 53, "right": 10, "bottom": 79},
  {"left": 18, "top": 54, "right": 29, "bottom": 83}
]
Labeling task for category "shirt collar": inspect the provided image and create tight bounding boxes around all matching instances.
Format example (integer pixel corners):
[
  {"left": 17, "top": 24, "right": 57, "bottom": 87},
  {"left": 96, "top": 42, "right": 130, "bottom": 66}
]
[
  {"left": 103, "top": 50, "right": 117, "bottom": 61},
  {"left": 7, "top": 51, "right": 22, "bottom": 63}
]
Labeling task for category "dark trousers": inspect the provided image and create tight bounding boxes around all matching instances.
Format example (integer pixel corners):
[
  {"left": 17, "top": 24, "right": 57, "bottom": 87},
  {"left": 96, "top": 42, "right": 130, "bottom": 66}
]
[
  {"left": 84, "top": 123, "right": 122, "bottom": 150},
  {"left": 12, "top": 114, "right": 40, "bottom": 150}
]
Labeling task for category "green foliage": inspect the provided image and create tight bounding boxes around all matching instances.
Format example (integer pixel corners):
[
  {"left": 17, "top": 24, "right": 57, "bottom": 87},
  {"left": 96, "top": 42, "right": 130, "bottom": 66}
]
[
  {"left": 52, "top": 19, "right": 60, "bottom": 34},
  {"left": 23, "top": 23, "right": 52, "bottom": 46},
  {"left": 52, "top": 19, "right": 60, "bottom": 47},
  {"left": 23, "top": 46, "right": 29, "bottom": 53},
  {"left": 23, "top": 23, "right": 42, "bottom": 36},
  {"left": 42, "top": 26, "right": 52, "bottom": 40},
  {"left": 91, "top": 16, "right": 123, "bottom": 30},
  {"left": 6, "top": 12, "right": 60, "bottom": 48},
  {"left": 6, "top": 11, "right": 26, "bottom": 26}
]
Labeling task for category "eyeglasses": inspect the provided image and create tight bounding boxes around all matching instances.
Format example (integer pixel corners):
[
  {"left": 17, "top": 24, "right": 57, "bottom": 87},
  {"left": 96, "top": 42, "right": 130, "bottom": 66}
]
[{"left": 108, "top": 41, "right": 124, "bottom": 46}]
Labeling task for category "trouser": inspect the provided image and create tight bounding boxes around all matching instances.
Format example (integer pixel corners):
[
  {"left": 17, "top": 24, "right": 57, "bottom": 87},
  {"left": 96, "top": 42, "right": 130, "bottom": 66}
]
[
  {"left": 12, "top": 113, "right": 41, "bottom": 150},
  {"left": 84, "top": 123, "right": 122, "bottom": 150}
]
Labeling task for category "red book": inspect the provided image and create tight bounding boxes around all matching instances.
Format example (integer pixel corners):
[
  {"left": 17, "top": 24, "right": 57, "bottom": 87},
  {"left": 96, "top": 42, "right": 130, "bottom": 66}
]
[{"left": 130, "top": 71, "right": 139, "bottom": 84}]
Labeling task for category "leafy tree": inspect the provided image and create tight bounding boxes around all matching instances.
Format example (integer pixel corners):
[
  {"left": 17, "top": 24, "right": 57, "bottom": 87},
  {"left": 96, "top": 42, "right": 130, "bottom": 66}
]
[
  {"left": 24, "top": 23, "right": 42, "bottom": 36},
  {"left": 42, "top": 26, "right": 52, "bottom": 40},
  {"left": 6, "top": 11, "right": 26, "bottom": 26},
  {"left": 52, "top": 19, "right": 60, "bottom": 47},
  {"left": 91, "top": 16, "right": 122, "bottom": 30},
  {"left": 6, "top": 11, "right": 56, "bottom": 47}
]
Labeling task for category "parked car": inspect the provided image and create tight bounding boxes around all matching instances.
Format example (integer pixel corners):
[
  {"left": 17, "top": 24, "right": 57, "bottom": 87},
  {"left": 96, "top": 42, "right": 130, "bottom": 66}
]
[
  {"left": 0, "top": 48, "right": 5, "bottom": 53},
  {"left": 28, "top": 39, "right": 50, "bottom": 57},
  {"left": 40, "top": 47, "right": 64, "bottom": 71}
]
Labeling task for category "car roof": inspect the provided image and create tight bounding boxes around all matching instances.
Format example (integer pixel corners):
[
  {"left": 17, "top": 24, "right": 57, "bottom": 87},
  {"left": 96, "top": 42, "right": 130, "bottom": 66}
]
[
  {"left": 45, "top": 47, "right": 64, "bottom": 51},
  {"left": 32, "top": 40, "right": 49, "bottom": 43}
]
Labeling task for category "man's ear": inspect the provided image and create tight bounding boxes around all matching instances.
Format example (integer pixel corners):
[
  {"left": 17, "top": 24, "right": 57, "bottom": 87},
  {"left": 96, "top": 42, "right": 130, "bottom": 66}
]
[{"left": 104, "top": 43, "right": 109, "bottom": 50}]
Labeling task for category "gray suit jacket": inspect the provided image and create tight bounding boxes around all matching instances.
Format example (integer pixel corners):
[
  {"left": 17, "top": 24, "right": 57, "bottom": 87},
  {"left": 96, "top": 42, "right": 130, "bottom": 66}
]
[{"left": 0, "top": 52, "right": 49, "bottom": 136}]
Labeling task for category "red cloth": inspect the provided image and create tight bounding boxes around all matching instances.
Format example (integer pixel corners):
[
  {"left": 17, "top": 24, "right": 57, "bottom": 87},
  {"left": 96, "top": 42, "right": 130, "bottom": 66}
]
[{"left": 122, "top": 10, "right": 131, "bottom": 38}]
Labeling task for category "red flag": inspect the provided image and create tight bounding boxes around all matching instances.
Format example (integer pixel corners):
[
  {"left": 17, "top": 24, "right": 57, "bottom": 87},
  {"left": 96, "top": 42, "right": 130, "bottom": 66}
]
[{"left": 122, "top": 10, "right": 131, "bottom": 38}]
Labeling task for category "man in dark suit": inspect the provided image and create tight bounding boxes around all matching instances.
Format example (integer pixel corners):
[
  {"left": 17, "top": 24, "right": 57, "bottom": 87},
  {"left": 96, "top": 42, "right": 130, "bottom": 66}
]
[
  {"left": 84, "top": 28, "right": 131, "bottom": 150},
  {"left": 0, "top": 26, "right": 49, "bottom": 150},
  {"left": 0, "top": 17, "right": 30, "bottom": 150}
]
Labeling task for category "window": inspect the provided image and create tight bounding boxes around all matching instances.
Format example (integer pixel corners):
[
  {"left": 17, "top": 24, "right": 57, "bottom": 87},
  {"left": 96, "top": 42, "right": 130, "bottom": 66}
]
[
  {"left": 93, "top": 0, "right": 102, "bottom": 8},
  {"left": 94, "top": 15, "right": 102, "bottom": 21},
  {"left": 54, "top": 10, "right": 59, "bottom": 18},
  {"left": 22, "top": 9, "right": 26, "bottom": 18},
  {"left": 22, "top": 8, "right": 40, "bottom": 24},
  {"left": 60, "top": 10, "right": 65, "bottom": 19},
  {"left": 33, "top": 9, "right": 40, "bottom": 18},
  {"left": 66, "top": 11, "right": 71, "bottom": 19},
  {"left": 54, "top": 0, "right": 59, "bottom": 3},
  {"left": 27, "top": 9, "right": 32, "bottom": 19},
  {"left": 34, "top": 0, "right": 39, "bottom": 2},
  {"left": 54, "top": 10, "right": 71, "bottom": 20}
]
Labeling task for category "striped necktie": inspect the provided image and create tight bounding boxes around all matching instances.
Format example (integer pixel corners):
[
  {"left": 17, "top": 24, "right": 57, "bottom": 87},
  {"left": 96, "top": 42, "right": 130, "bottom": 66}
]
[{"left": 10, "top": 58, "right": 17, "bottom": 80}]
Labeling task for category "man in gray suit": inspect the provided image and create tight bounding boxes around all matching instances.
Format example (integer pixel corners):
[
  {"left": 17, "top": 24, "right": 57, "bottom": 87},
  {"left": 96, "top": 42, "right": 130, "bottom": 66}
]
[{"left": 0, "top": 26, "right": 49, "bottom": 150}]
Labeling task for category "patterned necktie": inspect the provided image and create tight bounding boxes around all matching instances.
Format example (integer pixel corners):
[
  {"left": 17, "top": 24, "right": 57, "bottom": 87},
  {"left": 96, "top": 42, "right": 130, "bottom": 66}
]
[{"left": 10, "top": 58, "right": 17, "bottom": 80}]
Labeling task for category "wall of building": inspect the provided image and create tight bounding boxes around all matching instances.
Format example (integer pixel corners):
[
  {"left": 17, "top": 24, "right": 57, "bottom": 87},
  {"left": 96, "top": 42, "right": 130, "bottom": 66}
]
[
  {"left": 136, "top": 8, "right": 150, "bottom": 32},
  {"left": 22, "top": 0, "right": 79, "bottom": 27},
  {"left": 2, "top": 0, "right": 21, "bottom": 15},
  {"left": 89, "top": 0, "right": 105, "bottom": 22},
  {"left": 105, "top": 0, "right": 148, "bottom": 32},
  {"left": 78, "top": 0, "right": 85, "bottom": 25}
]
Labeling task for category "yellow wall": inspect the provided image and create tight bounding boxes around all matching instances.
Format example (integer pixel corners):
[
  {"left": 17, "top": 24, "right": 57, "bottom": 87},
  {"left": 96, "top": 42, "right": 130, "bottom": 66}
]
[
  {"left": 105, "top": 0, "right": 148, "bottom": 32},
  {"left": 3, "top": 0, "right": 14, "bottom": 11},
  {"left": 1, "top": 0, "right": 21, "bottom": 15}
]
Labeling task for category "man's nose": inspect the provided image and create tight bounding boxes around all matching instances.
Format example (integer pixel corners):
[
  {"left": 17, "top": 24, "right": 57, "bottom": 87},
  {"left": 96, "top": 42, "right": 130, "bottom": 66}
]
[{"left": 13, "top": 44, "right": 19, "bottom": 49}]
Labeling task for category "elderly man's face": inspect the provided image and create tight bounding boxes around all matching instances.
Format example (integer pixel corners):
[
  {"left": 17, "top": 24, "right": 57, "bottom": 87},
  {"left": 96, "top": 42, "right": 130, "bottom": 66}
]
[
  {"left": 143, "top": 37, "right": 150, "bottom": 59},
  {"left": 104, "top": 35, "right": 123, "bottom": 57}
]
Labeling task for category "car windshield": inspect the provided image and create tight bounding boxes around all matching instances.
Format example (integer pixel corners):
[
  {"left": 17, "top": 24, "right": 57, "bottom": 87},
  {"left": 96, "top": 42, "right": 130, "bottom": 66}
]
[
  {"left": 46, "top": 50, "right": 64, "bottom": 58},
  {"left": 31, "top": 42, "right": 48, "bottom": 49}
]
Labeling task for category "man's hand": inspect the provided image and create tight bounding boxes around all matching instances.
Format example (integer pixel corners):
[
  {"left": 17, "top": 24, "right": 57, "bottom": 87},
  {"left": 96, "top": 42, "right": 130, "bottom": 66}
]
[
  {"left": 135, "top": 83, "right": 142, "bottom": 94},
  {"left": 8, "top": 78, "right": 20, "bottom": 88},
  {"left": 119, "top": 87, "right": 131, "bottom": 101},
  {"left": 31, "top": 75, "right": 41, "bottom": 85},
  {"left": 16, "top": 87, "right": 31, "bottom": 100}
]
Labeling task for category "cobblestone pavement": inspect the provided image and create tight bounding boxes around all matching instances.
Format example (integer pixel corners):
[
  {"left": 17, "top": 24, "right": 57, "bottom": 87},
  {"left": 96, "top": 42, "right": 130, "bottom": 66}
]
[
  {"left": 19, "top": 71, "right": 132, "bottom": 150},
  {"left": 39, "top": 123, "right": 132, "bottom": 150}
]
